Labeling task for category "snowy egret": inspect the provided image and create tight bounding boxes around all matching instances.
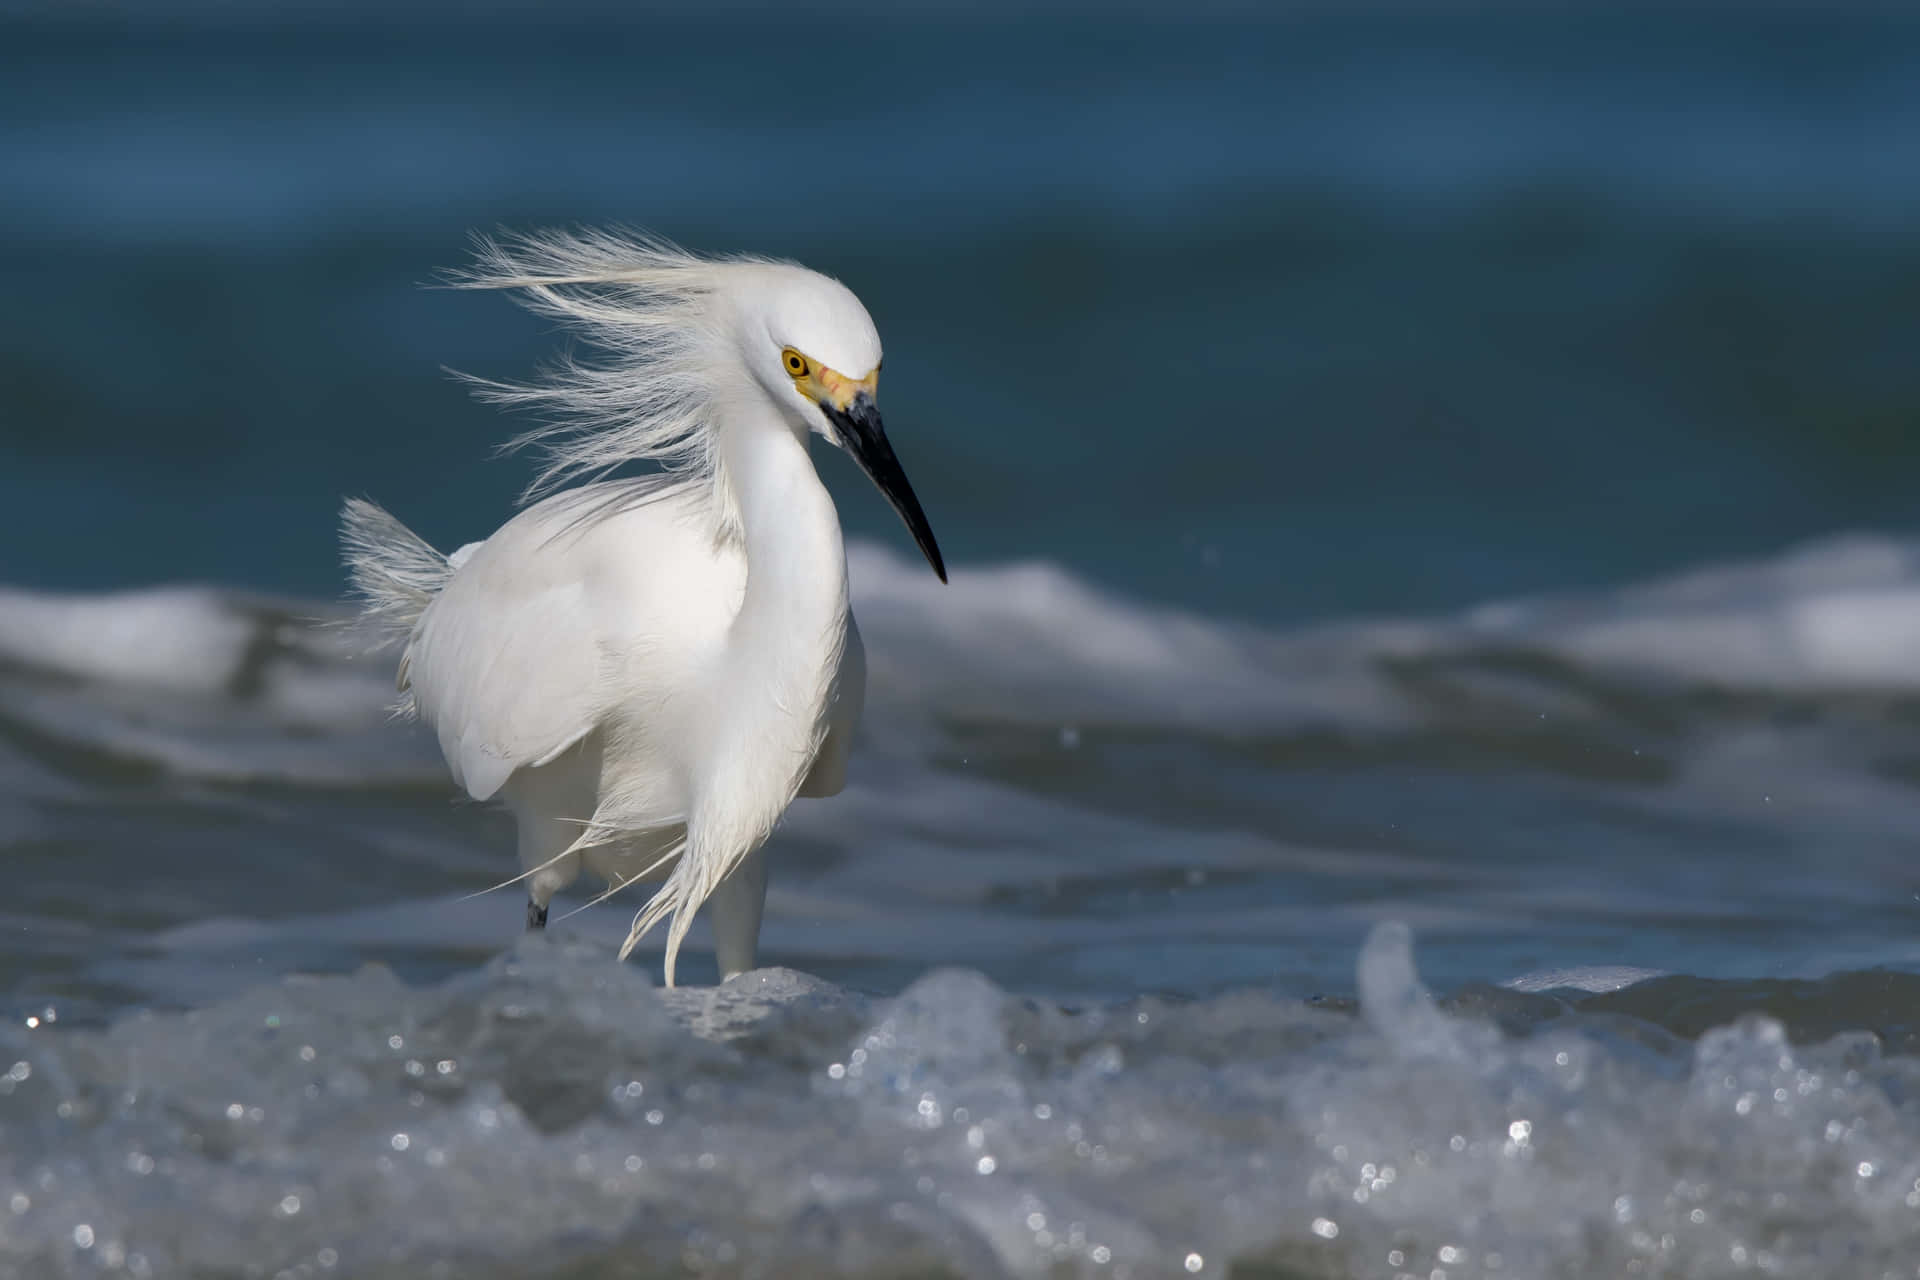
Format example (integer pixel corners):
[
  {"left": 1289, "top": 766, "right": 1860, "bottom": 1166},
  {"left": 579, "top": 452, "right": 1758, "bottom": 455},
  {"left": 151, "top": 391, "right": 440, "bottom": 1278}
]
[{"left": 340, "top": 229, "right": 945, "bottom": 986}]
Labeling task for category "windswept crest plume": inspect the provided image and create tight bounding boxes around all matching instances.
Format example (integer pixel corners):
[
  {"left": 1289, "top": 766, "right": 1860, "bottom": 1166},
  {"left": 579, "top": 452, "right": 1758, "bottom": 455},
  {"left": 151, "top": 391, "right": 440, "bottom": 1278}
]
[{"left": 448, "top": 227, "right": 774, "bottom": 503}]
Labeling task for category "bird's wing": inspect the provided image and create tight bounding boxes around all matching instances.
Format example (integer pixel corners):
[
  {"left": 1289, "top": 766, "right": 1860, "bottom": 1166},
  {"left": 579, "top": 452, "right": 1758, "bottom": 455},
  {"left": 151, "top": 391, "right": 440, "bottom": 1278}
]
[
  {"left": 406, "top": 566, "right": 607, "bottom": 802},
  {"left": 401, "top": 478, "right": 737, "bottom": 807},
  {"left": 401, "top": 488, "right": 641, "bottom": 803}
]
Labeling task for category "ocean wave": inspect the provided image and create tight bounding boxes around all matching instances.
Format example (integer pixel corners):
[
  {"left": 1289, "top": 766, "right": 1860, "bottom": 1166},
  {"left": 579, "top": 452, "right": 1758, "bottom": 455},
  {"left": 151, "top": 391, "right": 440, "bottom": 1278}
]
[
  {"left": 2, "top": 925, "right": 1916, "bottom": 1279},
  {"left": 5, "top": 534, "right": 1920, "bottom": 787},
  {"left": 856, "top": 531, "right": 1920, "bottom": 721},
  {"left": 0, "top": 585, "right": 433, "bottom": 787}
]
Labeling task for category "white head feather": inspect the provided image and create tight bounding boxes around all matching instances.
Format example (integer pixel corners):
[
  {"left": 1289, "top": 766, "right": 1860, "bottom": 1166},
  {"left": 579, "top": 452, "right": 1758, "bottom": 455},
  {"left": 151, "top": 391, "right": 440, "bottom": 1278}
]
[{"left": 452, "top": 228, "right": 882, "bottom": 522}]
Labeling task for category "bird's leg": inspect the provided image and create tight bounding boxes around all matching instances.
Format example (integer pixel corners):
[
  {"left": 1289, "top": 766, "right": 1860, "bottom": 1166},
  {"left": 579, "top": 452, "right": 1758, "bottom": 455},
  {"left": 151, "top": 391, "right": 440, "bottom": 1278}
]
[
  {"left": 708, "top": 849, "right": 768, "bottom": 981},
  {"left": 513, "top": 811, "right": 577, "bottom": 935}
]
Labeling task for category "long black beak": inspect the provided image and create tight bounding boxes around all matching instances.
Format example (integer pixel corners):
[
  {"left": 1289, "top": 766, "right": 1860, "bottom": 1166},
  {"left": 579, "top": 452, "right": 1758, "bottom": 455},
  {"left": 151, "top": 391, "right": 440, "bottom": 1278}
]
[{"left": 824, "top": 393, "right": 947, "bottom": 583}]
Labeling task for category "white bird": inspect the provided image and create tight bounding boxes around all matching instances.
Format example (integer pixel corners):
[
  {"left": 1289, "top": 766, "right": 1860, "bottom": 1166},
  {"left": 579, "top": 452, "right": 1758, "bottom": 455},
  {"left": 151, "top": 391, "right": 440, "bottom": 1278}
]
[{"left": 339, "top": 229, "right": 945, "bottom": 987}]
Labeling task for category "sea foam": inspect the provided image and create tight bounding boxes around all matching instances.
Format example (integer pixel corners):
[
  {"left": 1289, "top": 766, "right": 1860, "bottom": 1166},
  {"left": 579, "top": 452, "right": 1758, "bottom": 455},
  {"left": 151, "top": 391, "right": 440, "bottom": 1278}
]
[{"left": 3, "top": 926, "right": 1918, "bottom": 1279}]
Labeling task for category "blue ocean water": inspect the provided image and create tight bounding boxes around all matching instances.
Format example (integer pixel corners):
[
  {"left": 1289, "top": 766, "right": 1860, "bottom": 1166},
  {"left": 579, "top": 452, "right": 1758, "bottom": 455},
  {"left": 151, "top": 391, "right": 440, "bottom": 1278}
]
[
  {"left": 6, "top": 9, "right": 1920, "bottom": 1277},
  {"left": 6, "top": 11, "right": 1920, "bottom": 620}
]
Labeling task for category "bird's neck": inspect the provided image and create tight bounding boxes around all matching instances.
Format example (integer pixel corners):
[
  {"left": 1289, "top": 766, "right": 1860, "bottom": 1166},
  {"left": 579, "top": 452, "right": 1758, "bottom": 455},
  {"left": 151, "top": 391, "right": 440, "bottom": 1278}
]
[
  {"left": 710, "top": 406, "right": 850, "bottom": 755},
  {"left": 717, "top": 412, "right": 848, "bottom": 633},
  {"left": 682, "top": 406, "right": 848, "bottom": 872}
]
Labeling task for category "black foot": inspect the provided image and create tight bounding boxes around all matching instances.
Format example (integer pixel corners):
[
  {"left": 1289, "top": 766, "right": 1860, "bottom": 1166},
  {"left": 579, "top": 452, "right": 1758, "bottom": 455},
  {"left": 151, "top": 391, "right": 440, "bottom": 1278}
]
[{"left": 526, "top": 897, "right": 548, "bottom": 931}]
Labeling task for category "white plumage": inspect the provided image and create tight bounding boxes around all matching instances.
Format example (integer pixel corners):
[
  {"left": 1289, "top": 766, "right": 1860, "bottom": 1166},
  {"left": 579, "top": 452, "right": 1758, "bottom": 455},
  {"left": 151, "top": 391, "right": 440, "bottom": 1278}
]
[{"left": 341, "top": 230, "right": 944, "bottom": 986}]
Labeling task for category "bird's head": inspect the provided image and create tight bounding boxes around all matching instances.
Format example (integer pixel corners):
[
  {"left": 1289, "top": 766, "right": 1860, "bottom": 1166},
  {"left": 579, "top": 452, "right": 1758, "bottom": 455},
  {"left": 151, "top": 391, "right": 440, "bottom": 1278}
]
[
  {"left": 456, "top": 229, "right": 946, "bottom": 583},
  {"left": 734, "top": 265, "right": 945, "bottom": 583}
]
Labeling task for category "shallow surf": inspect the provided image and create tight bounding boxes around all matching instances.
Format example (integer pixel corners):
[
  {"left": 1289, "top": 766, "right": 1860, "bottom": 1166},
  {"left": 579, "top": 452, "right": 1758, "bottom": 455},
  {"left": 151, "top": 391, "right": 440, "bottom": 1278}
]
[{"left": 6, "top": 926, "right": 1920, "bottom": 1279}]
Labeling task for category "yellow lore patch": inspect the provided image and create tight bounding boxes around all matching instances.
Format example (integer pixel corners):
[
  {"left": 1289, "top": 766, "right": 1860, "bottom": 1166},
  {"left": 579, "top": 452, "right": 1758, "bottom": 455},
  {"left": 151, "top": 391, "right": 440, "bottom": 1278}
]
[{"left": 782, "top": 345, "right": 878, "bottom": 410}]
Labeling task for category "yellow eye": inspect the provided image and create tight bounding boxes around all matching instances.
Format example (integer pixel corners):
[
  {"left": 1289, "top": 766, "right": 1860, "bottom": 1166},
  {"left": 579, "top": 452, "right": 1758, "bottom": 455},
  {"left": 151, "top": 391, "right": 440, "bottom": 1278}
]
[{"left": 782, "top": 348, "right": 809, "bottom": 379}]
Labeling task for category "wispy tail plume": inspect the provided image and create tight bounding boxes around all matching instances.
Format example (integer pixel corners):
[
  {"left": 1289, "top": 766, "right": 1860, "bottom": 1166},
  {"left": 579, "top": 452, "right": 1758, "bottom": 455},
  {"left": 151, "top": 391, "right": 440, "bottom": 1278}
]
[{"left": 339, "top": 497, "right": 448, "bottom": 652}]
